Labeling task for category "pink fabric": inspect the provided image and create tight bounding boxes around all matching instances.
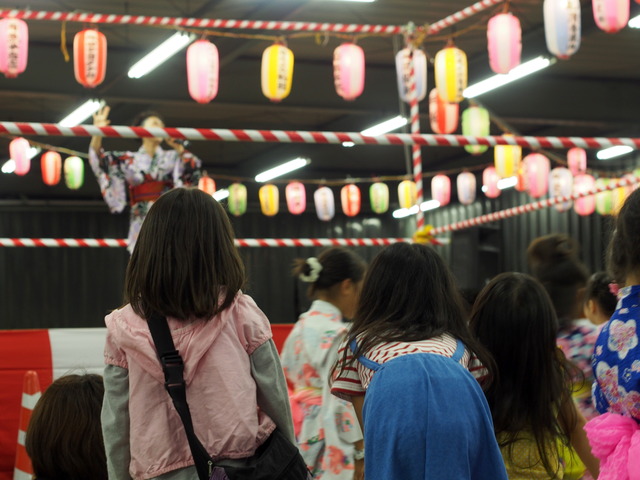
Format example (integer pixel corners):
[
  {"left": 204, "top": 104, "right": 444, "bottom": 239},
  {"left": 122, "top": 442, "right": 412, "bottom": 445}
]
[
  {"left": 585, "top": 412, "right": 640, "bottom": 480},
  {"left": 289, "top": 388, "right": 322, "bottom": 438},
  {"left": 104, "top": 293, "right": 276, "bottom": 479}
]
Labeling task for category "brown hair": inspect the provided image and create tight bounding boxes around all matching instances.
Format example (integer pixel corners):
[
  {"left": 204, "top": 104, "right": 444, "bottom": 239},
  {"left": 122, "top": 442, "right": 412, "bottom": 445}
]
[
  {"left": 124, "top": 188, "right": 245, "bottom": 320},
  {"left": 25, "top": 374, "right": 106, "bottom": 480},
  {"left": 292, "top": 247, "right": 366, "bottom": 298},
  {"left": 608, "top": 188, "right": 640, "bottom": 284}
]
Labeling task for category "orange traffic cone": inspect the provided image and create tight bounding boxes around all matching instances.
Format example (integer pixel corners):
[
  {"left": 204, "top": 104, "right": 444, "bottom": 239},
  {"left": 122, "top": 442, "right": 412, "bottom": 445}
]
[{"left": 14, "top": 370, "right": 41, "bottom": 480}]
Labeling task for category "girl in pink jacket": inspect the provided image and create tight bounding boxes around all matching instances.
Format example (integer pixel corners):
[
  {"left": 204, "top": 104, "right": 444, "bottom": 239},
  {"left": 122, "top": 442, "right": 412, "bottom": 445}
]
[{"left": 101, "top": 188, "right": 296, "bottom": 480}]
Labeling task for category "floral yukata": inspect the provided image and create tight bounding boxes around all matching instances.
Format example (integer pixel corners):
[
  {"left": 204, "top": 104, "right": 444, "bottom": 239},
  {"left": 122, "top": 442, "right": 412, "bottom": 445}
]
[
  {"left": 280, "top": 300, "right": 362, "bottom": 480},
  {"left": 89, "top": 146, "right": 201, "bottom": 253}
]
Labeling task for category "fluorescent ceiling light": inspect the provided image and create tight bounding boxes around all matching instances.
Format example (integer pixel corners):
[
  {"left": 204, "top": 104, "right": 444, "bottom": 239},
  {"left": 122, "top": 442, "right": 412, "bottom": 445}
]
[
  {"left": 596, "top": 145, "right": 634, "bottom": 160},
  {"left": 342, "top": 141, "right": 355, "bottom": 147},
  {"left": 213, "top": 189, "right": 229, "bottom": 201},
  {"left": 629, "top": 14, "right": 640, "bottom": 28},
  {"left": 361, "top": 116, "right": 408, "bottom": 136},
  {"left": 326, "top": 0, "right": 374, "bottom": 2},
  {"left": 464, "top": 56, "right": 554, "bottom": 98},
  {"left": 2, "top": 146, "right": 40, "bottom": 174},
  {"left": 481, "top": 176, "right": 518, "bottom": 192},
  {"left": 255, "top": 157, "right": 310, "bottom": 182},
  {"left": 59, "top": 99, "right": 103, "bottom": 127},
  {"left": 392, "top": 199, "right": 440, "bottom": 219},
  {"left": 128, "top": 32, "right": 195, "bottom": 79}
]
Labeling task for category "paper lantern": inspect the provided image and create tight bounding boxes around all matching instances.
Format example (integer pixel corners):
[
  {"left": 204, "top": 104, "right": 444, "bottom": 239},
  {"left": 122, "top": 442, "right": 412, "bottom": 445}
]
[
  {"left": 612, "top": 177, "right": 633, "bottom": 215},
  {"left": 259, "top": 184, "right": 279, "bottom": 216},
  {"left": 227, "top": 183, "right": 247, "bottom": 216},
  {"left": 593, "top": 0, "right": 629, "bottom": 33},
  {"left": 429, "top": 89, "right": 459, "bottom": 134},
  {"left": 395, "top": 48, "right": 427, "bottom": 103},
  {"left": 567, "top": 147, "right": 587, "bottom": 175},
  {"left": 434, "top": 45, "right": 467, "bottom": 103},
  {"left": 550, "top": 167, "right": 573, "bottom": 212},
  {"left": 333, "top": 43, "right": 365, "bottom": 101},
  {"left": 595, "top": 178, "right": 613, "bottom": 215},
  {"left": 64, "top": 156, "right": 84, "bottom": 190},
  {"left": 544, "top": 0, "right": 581, "bottom": 59},
  {"left": 73, "top": 28, "right": 107, "bottom": 88},
  {"left": 186, "top": 39, "right": 219, "bottom": 104},
  {"left": 515, "top": 164, "right": 527, "bottom": 192},
  {"left": 369, "top": 182, "right": 389, "bottom": 214},
  {"left": 0, "top": 18, "right": 28, "bottom": 78},
  {"left": 41, "top": 151, "right": 61, "bottom": 186},
  {"left": 487, "top": 13, "right": 522, "bottom": 74},
  {"left": 341, "top": 184, "right": 361, "bottom": 217},
  {"left": 633, "top": 168, "right": 640, "bottom": 192},
  {"left": 314, "top": 186, "right": 335, "bottom": 221},
  {"left": 483, "top": 167, "right": 501, "bottom": 199},
  {"left": 398, "top": 180, "right": 417, "bottom": 209},
  {"left": 523, "top": 153, "right": 550, "bottom": 198},
  {"left": 10, "top": 137, "right": 31, "bottom": 176},
  {"left": 573, "top": 174, "right": 596, "bottom": 216},
  {"left": 261, "top": 43, "right": 294, "bottom": 102},
  {"left": 285, "top": 181, "right": 306, "bottom": 215},
  {"left": 461, "top": 107, "right": 490, "bottom": 155},
  {"left": 198, "top": 175, "right": 216, "bottom": 196},
  {"left": 457, "top": 172, "right": 476, "bottom": 205},
  {"left": 494, "top": 136, "right": 522, "bottom": 179},
  {"left": 431, "top": 175, "right": 451, "bottom": 207}
]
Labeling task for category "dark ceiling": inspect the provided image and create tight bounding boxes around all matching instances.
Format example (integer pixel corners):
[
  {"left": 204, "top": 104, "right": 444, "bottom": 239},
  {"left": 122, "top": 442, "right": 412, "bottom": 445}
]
[{"left": 1, "top": 0, "right": 640, "bottom": 202}]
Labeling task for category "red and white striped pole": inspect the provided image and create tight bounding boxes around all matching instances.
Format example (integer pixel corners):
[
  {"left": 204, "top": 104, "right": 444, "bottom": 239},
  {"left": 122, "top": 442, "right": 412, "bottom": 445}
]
[{"left": 407, "top": 45, "right": 425, "bottom": 230}]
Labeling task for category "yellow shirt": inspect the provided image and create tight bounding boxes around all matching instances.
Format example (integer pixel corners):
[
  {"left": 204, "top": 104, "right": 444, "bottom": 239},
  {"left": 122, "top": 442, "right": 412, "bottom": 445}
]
[{"left": 497, "top": 431, "right": 564, "bottom": 479}]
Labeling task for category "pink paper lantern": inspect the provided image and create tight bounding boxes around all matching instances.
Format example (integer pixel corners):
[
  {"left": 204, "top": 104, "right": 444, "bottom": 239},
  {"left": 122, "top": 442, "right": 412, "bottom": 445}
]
[
  {"left": 314, "top": 187, "right": 335, "bottom": 221},
  {"left": 41, "top": 151, "right": 62, "bottom": 186},
  {"left": 523, "top": 153, "right": 550, "bottom": 198},
  {"left": 487, "top": 13, "right": 522, "bottom": 74},
  {"left": 286, "top": 181, "right": 306, "bottom": 215},
  {"left": 187, "top": 39, "right": 219, "bottom": 104},
  {"left": 483, "top": 167, "right": 501, "bottom": 199},
  {"left": 573, "top": 174, "right": 596, "bottom": 216},
  {"left": 567, "top": 147, "right": 587, "bottom": 175},
  {"left": 593, "top": 0, "right": 629, "bottom": 33},
  {"left": 333, "top": 43, "right": 365, "bottom": 101},
  {"left": 457, "top": 172, "right": 476, "bottom": 205},
  {"left": 10, "top": 137, "right": 31, "bottom": 176},
  {"left": 544, "top": 0, "right": 581, "bottom": 59},
  {"left": 73, "top": 28, "right": 107, "bottom": 88},
  {"left": 429, "top": 89, "right": 459, "bottom": 134},
  {"left": 549, "top": 167, "right": 574, "bottom": 212},
  {"left": 431, "top": 174, "right": 451, "bottom": 207},
  {"left": 341, "top": 184, "right": 361, "bottom": 217},
  {"left": 0, "top": 18, "right": 28, "bottom": 78},
  {"left": 395, "top": 48, "right": 427, "bottom": 103}
]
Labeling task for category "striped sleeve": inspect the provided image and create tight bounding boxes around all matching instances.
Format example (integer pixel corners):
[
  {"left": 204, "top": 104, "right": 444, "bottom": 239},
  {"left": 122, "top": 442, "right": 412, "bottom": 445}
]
[{"left": 330, "top": 344, "right": 365, "bottom": 401}]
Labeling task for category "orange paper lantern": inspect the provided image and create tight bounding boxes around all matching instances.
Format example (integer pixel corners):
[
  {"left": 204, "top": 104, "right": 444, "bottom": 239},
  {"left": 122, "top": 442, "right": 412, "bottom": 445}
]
[
  {"left": 198, "top": 175, "right": 216, "bottom": 196},
  {"left": 74, "top": 28, "right": 107, "bottom": 88},
  {"left": 341, "top": 184, "right": 361, "bottom": 217},
  {"left": 41, "top": 151, "right": 62, "bottom": 186},
  {"left": 429, "top": 89, "right": 459, "bottom": 134}
]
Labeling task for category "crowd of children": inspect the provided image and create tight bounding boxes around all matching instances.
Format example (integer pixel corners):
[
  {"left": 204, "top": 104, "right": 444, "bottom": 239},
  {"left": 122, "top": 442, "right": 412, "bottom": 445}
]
[{"left": 22, "top": 186, "right": 640, "bottom": 480}]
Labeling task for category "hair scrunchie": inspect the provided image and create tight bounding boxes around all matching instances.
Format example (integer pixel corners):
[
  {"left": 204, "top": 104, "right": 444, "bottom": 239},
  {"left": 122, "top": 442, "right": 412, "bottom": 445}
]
[{"left": 299, "top": 257, "right": 323, "bottom": 283}]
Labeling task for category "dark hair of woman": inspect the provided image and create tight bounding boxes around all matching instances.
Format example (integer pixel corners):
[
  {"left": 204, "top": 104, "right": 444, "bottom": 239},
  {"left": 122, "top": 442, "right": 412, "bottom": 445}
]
[
  {"left": 292, "top": 247, "right": 366, "bottom": 298},
  {"left": 469, "top": 272, "right": 577, "bottom": 477},
  {"left": 608, "top": 188, "right": 640, "bottom": 284},
  {"left": 584, "top": 271, "right": 617, "bottom": 318},
  {"left": 527, "top": 234, "right": 589, "bottom": 330},
  {"left": 124, "top": 188, "right": 245, "bottom": 320},
  {"left": 333, "top": 242, "right": 495, "bottom": 383},
  {"left": 25, "top": 374, "right": 106, "bottom": 480},
  {"left": 132, "top": 110, "right": 164, "bottom": 127}
]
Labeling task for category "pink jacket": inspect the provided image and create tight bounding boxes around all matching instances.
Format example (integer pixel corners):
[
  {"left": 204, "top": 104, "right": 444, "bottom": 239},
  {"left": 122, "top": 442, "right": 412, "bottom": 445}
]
[{"left": 104, "top": 293, "right": 277, "bottom": 479}]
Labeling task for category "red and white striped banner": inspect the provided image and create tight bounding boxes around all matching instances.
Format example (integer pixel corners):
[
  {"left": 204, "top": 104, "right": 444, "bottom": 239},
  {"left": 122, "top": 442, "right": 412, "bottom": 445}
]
[{"left": 3, "top": 122, "right": 640, "bottom": 149}]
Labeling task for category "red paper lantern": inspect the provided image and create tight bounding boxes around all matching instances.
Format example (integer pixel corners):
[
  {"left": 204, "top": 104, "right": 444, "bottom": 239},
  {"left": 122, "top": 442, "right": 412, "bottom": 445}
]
[
  {"left": 573, "top": 174, "right": 596, "bottom": 216},
  {"left": 73, "top": 28, "right": 107, "bottom": 88},
  {"left": 0, "top": 18, "right": 28, "bottom": 78},
  {"left": 431, "top": 174, "right": 451, "bottom": 207},
  {"left": 286, "top": 182, "right": 306, "bottom": 215},
  {"left": 429, "top": 89, "right": 459, "bottom": 134},
  {"left": 487, "top": 13, "right": 522, "bottom": 74},
  {"left": 523, "top": 153, "right": 550, "bottom": 198},
  {"left": 341, "top": 184, "right": 361, "bottom": 217},
  {"left": 457, "top": 172, "right": 476, "bottom": 205},
  {"left": 567, "top": 147, "right": 587, "bottom": 175},
  {"left": 483, "top": 167, "right": 501, "bottom": 199},
  {"left": 10, "top": 137, "right": 30, "bottom": 176},
  {"left": 41, "top": 151, "right": 62, "bottom": 186},
  {"left": 187, "top": 39, "right": 219, "bottom": 104},
  {"left": 333, "top": 43, "right": 365, "bottom": 101},
  {"left": 198, "top": 175, "right": 216, "bottom": 196}
]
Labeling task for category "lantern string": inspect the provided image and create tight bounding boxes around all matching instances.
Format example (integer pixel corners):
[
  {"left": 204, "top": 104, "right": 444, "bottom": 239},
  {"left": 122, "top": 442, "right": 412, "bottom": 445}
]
[{"left": 60, "top": 21, "right": 70, "bottom": 62}]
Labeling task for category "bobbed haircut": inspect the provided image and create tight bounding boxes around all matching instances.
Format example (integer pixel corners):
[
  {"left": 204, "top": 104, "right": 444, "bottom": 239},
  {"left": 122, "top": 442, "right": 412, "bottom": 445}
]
[
  {"left": 469, "top": 272, "right": 576, "bottom": 477},
  {"left": 124, "top": 188, "right": 245, "bottom": 320},
  {"left": 25, "top": 374, "right": 106, "bottom": 480},
  {"left": 608, "top": 188, "right": 640, "bottom": 284},
  {"left": 292, "top": 247, "right": 366, "bottom": 298}
]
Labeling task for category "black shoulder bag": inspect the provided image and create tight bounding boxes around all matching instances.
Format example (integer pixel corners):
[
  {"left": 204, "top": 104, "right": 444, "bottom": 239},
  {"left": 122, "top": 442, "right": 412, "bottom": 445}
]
[{"left": 147, "top": 313, "right": 311, "bottom": 480}]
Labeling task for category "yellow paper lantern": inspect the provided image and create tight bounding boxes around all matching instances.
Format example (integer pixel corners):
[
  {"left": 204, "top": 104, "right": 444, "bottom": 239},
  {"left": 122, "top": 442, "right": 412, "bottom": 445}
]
[
  {"left": 261, "top": 43, "right": 294, "bottom": 102},
  {"left": 398, "top": 180, "right": 417, "bottom": 209},
  {"left": 259, "top": 184, "right": 279, "bottom": 216},
  {"left": 434, "top": 44, "right": 467, "bottom": 103},
  {"left": 494, "top": 135, "right": 522, "bottom": 179}
]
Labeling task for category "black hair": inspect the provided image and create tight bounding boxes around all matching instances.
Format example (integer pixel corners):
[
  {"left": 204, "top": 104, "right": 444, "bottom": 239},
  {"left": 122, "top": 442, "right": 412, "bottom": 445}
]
[
  {"left": 469, "top": 272, "right": 577, "bottom": 478},
  {"left": 584, "top": 271, "right": 617, "bottom": 318},
  {"left": 131, "top": 110, "right": 164, "bottom": 127},
  {"left": 292, "top": 247, "right": 366, "bottom": 298},
  {"left": 527, "top": 234, "right": 589, "bottom": 330},
  {"left": 608, "top": 188, "right": 640, "bottom": 284}
]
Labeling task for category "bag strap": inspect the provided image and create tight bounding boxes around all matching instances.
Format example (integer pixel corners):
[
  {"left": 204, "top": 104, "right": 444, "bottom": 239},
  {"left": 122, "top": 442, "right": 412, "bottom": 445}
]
[{"left": 147, "top": 312, "right": 213, "bottom": 480}]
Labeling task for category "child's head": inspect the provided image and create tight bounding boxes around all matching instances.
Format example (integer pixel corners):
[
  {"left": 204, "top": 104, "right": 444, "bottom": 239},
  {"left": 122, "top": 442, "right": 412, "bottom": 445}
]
[
  {"left": 527, "top": 234, "right": 589, "bottom": 329},
  {"left": 584, "top": 271, "right": 617, "bottom": 325},
  {"left": 25, "top": 374, "right": 106, "bottom": 480},
  {"left": 608, "top": 188, "right": 640, "bottom": 285},
  {"left": 125, "top": 188, "right": 245, "bottom": 320},
  {"left": 292, "top": 247, "right": 366, "bottom": 318}
]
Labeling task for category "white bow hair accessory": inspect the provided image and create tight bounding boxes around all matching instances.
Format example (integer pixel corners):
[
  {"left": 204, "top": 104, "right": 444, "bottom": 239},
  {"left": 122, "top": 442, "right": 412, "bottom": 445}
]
[{"left": 300, "top": 257, "right": 323, "bottom": 283}]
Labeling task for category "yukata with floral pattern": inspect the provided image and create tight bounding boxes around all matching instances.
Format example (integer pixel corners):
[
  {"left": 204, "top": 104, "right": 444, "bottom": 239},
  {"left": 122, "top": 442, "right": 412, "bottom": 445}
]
[
  {"left": 88, "top": 146, "right": 201, "bottom": 253},
  {"left": 281, "top": 300, "right": 363, "bottom": 480}
]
